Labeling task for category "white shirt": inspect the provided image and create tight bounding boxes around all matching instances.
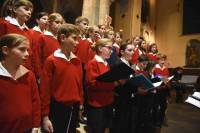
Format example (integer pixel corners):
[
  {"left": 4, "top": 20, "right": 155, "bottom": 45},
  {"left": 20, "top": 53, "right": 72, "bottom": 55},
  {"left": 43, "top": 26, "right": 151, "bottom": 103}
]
[
  {"left": 94, "top": 55, "right": 108, "bottom": 66},
  {"left": 54, "top": 49, "right": 77, "bottom": 61},
  {"left": 5, "top": 16, "right": 28, "bottom": 30}
]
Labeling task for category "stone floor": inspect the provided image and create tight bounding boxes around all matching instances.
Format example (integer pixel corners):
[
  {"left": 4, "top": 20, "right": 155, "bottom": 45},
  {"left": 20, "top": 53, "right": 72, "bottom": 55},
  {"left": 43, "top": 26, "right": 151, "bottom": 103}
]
[
  {"left": 76, "top": 101, "right": 200, "bottom": 133},
  {"left": 162, "top": 102, "right": 200, "bottom": 133},
  {"left": 43, "top": 91, "right": 200, "bottom": 133}
]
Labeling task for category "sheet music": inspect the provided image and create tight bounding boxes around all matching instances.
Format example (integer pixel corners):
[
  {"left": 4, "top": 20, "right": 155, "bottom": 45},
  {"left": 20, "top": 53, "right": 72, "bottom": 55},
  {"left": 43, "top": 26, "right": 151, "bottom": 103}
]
[
  {"left": 168, "top": 75, "right": 174, "bottom": 81},
  {"left": 156, "top": 75, "right": 174, "bottom": 83},
  {"left": 185, "top": 96, "right": 200, "bottom": 108},
  {"left": 180, "top": 75, "right": 198, "bottom": 84},
  {"left": 153, "top": 75, "right": 174, "bottom": 87},
  {"left": 192, "top": 92, "right": 200, "bottom": 100},
  {"left": 153, "top": 81, "right": 163, "bottom": 87}
]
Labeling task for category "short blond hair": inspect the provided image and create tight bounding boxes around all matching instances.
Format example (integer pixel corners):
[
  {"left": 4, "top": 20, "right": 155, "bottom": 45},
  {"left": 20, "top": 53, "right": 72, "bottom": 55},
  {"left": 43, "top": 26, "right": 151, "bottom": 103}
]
[
  {"left": 13, "top": 0, "right": 33, "bottom": 16},
  {"left": 75, "top": 16, "right": 89, "bottom": 25},
  {"left": 57, "top": 23, "right": 79, "bottom": 43},
  {"left": 1, "top": 0, "right": 33, "bottom": 17},
  {"left": 48, "top": 13, "right": 63, "bottom": 23},
  {"left": 95, "top": 38, "right": 112, "bottom": 53}
]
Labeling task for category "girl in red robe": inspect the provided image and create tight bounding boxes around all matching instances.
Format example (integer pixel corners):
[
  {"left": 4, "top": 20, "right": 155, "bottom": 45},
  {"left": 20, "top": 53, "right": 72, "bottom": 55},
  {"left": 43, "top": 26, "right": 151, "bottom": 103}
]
[
  {"left": 85, "top": 38, "right": 121, "bottom": 133},
  {"left": 0, "top": 34, "right": 40, "bottom": 133},
  {"left": 0, "top": 0, "right": 34, "bottom": 72}
]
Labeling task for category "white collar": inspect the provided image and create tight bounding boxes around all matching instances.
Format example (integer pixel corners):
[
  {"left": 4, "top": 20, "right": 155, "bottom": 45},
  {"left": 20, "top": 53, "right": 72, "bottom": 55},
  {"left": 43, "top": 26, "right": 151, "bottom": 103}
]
[
  {"left": 94, "top": 55, "right": 108, "bottom": 66},
  {"left": 87, "top": 38, "right": 93, "bottom": 43},
  {"left": 5, "top": 16, "right": 15, "bottom": 23},
  {"left": 155, "top": 64, "right": 166, "bottom": 70},
  {"left": 6, "top": 16, "right": 28, "bottom": 30},
  {"left": 44, "top": 30, "right": 57, "bottom": 39},
  {"left": 0, "top": 62, "right": 12, "bottom": 78},
  {"left": 33, "top": 26, "right": 46, "bottom": 33},
  {"left": 0, "top": 62, "right": 29, "bottom": 80},
  {"left": 120, "top": 57, "right": 130, "bottom": 66},
  {"left": 80, "top": 34, "right": 86, "bottom": 40},
  {"left": 135, "top": 65, "right": 141, "bottom": 71},
  {"left": 113, "top": 43, "right": 120, "bottom": 48},
  {"left": 54, "top": 49, "right": 77, "bottom": 61}
]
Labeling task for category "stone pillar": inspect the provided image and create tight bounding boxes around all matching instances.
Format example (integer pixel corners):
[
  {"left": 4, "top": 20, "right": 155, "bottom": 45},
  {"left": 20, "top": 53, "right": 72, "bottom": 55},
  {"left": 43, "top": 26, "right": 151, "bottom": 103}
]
[
  {"left": 148, "top": 0, "right": 156, "bottom": 42},
  {"left": 82, "top": 0, "right": 98, "bottom": 25},
  {"left": 82, "top": 0, "right": 113, "bottom": 25},
  {"left": 53, "top": 0, "right": 58, "bottom": 12},
  {"left": 99, "top": 0, "right": 111, "bottom": 25},
  {"left": 130, "top": 0, "right": 142, "bottom": 37},
  {"left": 92, "top": 0, "right": 100, "bottom": 25}
]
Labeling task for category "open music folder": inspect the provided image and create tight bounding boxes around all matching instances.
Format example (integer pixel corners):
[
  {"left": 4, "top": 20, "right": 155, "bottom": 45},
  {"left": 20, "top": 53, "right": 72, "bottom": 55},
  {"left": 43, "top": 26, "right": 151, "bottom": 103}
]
[
  {"left": 96, "top": 63, "right": 134, "bottom": 82},
  {"left": 128, "top": 74, "right": 174, "bottom": 90},
  {"left": 128, "top": 74, "right": 155, "bottom": 90},
  {"left": 185, "top": 92, "right": 200, "bottom": 108}
]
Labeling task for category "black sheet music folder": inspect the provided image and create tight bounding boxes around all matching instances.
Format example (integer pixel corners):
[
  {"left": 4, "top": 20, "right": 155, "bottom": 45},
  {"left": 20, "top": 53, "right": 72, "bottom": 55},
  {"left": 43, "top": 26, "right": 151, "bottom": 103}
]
[{"left": 96, "top": 63, "right": 134, "bottom": 82}]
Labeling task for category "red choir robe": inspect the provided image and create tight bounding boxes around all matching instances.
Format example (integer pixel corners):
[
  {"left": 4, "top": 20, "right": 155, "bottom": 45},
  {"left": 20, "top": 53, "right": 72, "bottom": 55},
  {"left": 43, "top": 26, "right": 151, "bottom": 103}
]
[
  {"left": 85, "top": 55, "right": 115, "bottom": 107},
  {"left": 153, "top": 64, "right": 169, "bottom": 77},
  {"left": 147, "top": 52, "right": 157, "bottom": 62},
  {"left": 40, "top": 49, "right": 83, "bottom": 116},
  {"left": 0, "top": 17, "right": 35, "bottom": 71},
  {"left": 28, "top": 26, "right": 46, "bottom": 77},
  {"left": 131, "top": 47, "right": 140, "bottom": 64},
  {"left": 35, "top": 31, "right": 60, "bottom": 76},
  {"left": 75, "top": 38, "right": 94, "bottom": 66},
  {"left": 0, "top": 63, "right": 41, "bottom": 133}
]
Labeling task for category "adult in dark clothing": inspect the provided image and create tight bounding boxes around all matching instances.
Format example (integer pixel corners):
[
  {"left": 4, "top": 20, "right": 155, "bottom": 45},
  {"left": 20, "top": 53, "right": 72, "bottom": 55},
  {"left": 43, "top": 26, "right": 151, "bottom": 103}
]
[
  {"left": 112, "top": 43, "right": 135, "bottom": 133},
  {"left": 171, "top": 67, "right": 184, "bottom": 103}
]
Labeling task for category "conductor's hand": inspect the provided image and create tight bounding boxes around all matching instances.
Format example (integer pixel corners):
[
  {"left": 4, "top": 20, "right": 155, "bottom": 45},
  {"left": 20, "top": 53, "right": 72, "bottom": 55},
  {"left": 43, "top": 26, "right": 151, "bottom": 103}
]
[
  {"left": 137, "top": 86, "right": 148, "bottom": 95},
  {"left": 43, "top": 116, "right": 54, "bottom": 133}
]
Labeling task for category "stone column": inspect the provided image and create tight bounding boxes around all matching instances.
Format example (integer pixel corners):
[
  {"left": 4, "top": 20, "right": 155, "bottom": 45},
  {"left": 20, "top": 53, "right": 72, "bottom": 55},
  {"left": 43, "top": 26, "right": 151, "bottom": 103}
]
[
  {"left": 130, "top": 0, "right": 142, "bottom": 37},
  {"left": 53, "top": 0, "right": 58, "bottom": 12},
  {"left": 148, "top": 0, "right": 156, "bottom": 42},
  {"left": 82, "top": 0, "right": 98, "bottom": 25},
  {"left": 98, "top": 0, "right": 111, "bottom": 25},
  {"left": 82, "top": 0, "right": 113, "bottom": 25}
]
